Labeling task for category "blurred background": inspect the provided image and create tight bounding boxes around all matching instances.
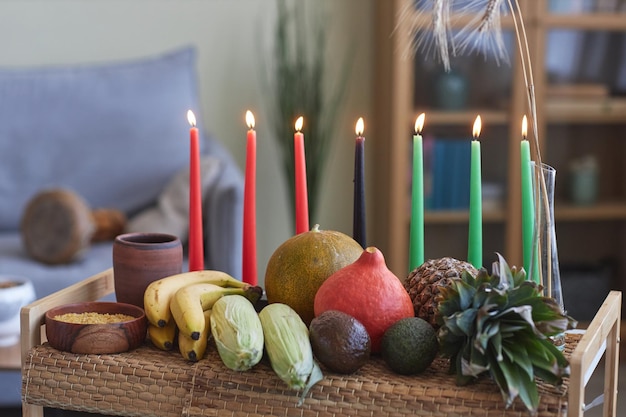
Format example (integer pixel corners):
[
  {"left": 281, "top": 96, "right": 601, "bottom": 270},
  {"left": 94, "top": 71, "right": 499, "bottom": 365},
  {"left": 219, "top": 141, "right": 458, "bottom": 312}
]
[{"left": 0, "top": 0, "right": 374, "bottom": 285}]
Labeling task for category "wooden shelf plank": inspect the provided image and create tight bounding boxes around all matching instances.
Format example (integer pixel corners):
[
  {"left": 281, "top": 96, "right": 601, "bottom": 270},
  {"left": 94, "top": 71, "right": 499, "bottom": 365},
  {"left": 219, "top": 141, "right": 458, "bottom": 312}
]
[
  {"left": 418, "top": 202, "right": 626, "bottom": 225},
  {"left": 415, "top": 109, "right": 509, "bottom": 126},
  {"left": 546, "top": 98, "right": 626, "bottom": 124},
  {"left": 424, "top": 209, "right": 506, "bottom": 224},
  {"left": 555, "top": 201, "right": 626, "bottom": 221},
  {"left": 403, "top": 9, "right": 516, "bottom": 31},
  {"left": 543, "top": 13, "right": 626, "bottom": 31}
]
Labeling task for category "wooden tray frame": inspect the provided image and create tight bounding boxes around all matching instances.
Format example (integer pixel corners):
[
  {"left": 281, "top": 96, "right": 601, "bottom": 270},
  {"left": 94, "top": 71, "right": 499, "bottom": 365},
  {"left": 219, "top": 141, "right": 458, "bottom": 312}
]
[{"left": 19, "top": 268, "right": 621, "bottom": 417}]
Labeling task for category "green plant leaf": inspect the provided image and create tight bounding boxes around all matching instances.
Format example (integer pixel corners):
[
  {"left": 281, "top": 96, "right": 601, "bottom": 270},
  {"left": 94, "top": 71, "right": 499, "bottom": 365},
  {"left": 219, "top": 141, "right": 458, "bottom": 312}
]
[
  {"left": 455, "top": 350, "right": 475, "bottom": 385},
  {"left": 438, "top": 286, "right": 462, "bottom": 317},
  {"left": 456, "top": 308, "right": 478, "bottom": 335},
  {"left": 492, "top": 328, "right": 503, "bottom": 361},
  {"left": 437, "top": 254, "right": 571, "bottom": 414},
  {"left": 496, "top": 305, "right": 535, "bottom": 328},
  {"left": 475, "top": 303, "right": 495, "bottom": 330},
  {"left": 461, "top": 352, "right": 489, "bottom": 378},
  {"left": 438, "top": 326, "right": 465, "bottom": 357},
  {"left": 263, "top": 0, "right": 354, "bottom": 225},
  {"left": 502, "top": 340, "right": 533, "bottom": 380},
  {"left": 475, "top": 320, "right": 499, "bottom": 353},
  {"left": 498, "top": 355, "right": 539, "bottom": 413},
  {"left": 485, "top": 351, "right": 511, "bottom": 406},
  {"left": 498, "top": 322, "right": 528, "bottom": 333},
  {"left": 455, "top": 279, "right": 477, "bottom": 310},
  {"left": 507, "top": 282, "right": 539, "bottom": 306},
  {"left": 527, "top": 339, "right": 569, "bottom": 384}
]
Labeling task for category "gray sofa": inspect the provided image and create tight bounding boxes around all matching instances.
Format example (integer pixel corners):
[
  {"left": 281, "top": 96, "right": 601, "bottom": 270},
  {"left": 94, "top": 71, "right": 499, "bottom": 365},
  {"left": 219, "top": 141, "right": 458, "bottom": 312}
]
[{"left": 0, "top": 46, "right": 244, "bottom": 406}]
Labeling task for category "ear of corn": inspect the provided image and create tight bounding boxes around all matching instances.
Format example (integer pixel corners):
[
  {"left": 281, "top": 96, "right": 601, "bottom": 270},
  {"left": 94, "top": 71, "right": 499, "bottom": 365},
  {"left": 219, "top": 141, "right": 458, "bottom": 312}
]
[
  {"left": 259, "top": 303, "right": 323, "bottom": 405},
  {"left": 210, "top": 295, "right": 264, "bottom": 371}
]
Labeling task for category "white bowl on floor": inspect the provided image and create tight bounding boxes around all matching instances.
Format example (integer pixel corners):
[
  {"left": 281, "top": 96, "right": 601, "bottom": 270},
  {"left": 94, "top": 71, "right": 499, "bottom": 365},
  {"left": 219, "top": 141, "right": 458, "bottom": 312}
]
[{"left": 0, "top": 277, "right": 35, "bottom": 346}]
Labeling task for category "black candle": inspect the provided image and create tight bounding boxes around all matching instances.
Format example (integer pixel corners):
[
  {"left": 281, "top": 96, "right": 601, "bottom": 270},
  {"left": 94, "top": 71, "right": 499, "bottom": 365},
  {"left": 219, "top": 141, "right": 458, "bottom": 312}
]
[{"left": 353, "top": 117, "right": 366, "bottom": 248}]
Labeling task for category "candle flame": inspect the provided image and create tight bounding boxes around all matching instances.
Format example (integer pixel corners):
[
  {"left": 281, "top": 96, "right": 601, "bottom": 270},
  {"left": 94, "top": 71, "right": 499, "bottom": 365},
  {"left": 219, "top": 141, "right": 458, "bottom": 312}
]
[
  {"left": 355, "top": 117, "right": 364, "bottom": 136},
  {"left": 522, "top": 115, "right": 528, "bottom": 139},
  {"left": 472, "top": 115, "right": 482, "bottom": 139},
  {"left": 415, "top": 113, "right": 425, "bottom": 134},
  {"left": 295, "top": 116, "right": 303, "bottom": 132},
  {"left": 246, "top": 110, "right": 255, "bottom": 129},
  {"left": 187, "top": 110, "right": 197, "bottom": 127}
]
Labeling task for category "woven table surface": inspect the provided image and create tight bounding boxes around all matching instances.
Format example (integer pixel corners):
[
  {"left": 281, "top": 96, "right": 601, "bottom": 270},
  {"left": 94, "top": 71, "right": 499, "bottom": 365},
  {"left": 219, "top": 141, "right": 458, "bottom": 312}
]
[{"left": 22, "top": 334, "right": 578, "bottom": 417}]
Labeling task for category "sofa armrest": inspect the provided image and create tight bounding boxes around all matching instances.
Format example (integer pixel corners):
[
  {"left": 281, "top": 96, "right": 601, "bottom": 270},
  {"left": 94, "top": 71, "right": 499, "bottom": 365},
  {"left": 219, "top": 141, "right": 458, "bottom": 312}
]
[{"left": 201, "top": 136, "right": 244, "bottom": 280}]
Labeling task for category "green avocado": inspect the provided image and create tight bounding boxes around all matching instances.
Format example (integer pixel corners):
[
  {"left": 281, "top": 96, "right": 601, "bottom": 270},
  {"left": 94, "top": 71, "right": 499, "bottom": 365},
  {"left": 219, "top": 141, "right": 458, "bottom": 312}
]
[{"left": 381, "top": 317, "right": 438, "bottom": 375}]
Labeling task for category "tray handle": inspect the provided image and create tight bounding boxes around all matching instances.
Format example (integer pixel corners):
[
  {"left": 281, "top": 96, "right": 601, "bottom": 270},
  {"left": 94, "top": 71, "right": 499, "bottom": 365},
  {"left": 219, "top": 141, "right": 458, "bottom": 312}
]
[
  {"left": 20, "top": 268, "right": 115, "bottom": 417},
  {"left": 569, "top": 290, "right": 621, "bottom": 417}
]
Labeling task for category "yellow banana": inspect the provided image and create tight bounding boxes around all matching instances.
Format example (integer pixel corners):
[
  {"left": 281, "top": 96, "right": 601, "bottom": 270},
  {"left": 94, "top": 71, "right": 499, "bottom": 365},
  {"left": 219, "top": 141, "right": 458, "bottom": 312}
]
[
  {"left": 143, "top": 269, "right": 247, "bottom": 327},
  {"left": 148, "top": 319, "right": 177, "bottom": 351},
  {"left": 179, "top": 309, "right": 212, "bottom": 361},
  {"left": 171, "top": 283, "right": 254, "bottom": 340}
]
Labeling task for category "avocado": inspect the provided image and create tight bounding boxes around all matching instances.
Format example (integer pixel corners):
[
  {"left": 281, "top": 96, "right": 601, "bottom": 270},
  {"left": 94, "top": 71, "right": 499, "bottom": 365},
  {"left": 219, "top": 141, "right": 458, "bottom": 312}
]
[
  {"left": 381, "top": 317, "right": 438, "bottom": 375},
  {"left": 309, "top": 310, "right": 371, "bottom": 374}
]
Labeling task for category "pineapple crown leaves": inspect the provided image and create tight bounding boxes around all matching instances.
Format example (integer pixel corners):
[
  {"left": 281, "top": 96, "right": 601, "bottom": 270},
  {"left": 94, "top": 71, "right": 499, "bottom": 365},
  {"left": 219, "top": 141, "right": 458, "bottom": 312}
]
[{"left": 436, "top": 253, "right": 576, "bottom": 415}]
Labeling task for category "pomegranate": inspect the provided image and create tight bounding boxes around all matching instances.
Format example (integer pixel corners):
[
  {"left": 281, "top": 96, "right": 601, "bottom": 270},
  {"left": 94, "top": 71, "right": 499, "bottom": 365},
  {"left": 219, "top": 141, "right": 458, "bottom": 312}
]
[{"left": 313, "top": 246, "right": 414, "bottom": 353}]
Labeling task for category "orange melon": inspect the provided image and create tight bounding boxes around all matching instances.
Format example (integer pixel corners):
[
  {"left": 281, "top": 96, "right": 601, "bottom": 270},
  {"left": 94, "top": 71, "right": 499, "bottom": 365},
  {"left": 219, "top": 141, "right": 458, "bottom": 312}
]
[{"left": 264, "top": 224, "right": 363, "bottom": 325}]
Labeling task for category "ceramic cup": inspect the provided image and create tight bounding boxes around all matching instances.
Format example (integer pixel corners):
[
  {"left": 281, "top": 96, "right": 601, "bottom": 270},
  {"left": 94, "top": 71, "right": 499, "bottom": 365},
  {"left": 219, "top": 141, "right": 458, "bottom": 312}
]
[
  {"left": 0, "top": 277, "right": 36, "bottom": 347},
  {"left": 112, "top": 232, "right": 183, "bottom": 310}
]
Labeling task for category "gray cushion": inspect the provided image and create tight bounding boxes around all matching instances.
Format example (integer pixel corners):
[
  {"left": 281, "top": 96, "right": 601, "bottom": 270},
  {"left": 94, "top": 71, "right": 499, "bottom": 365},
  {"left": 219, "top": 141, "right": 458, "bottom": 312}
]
[
  {"left": 0, "top": 233, "right": 115, "bottom": 299},
  {"left": 0, "top": 46, "right": 202, "bottom": 231}
]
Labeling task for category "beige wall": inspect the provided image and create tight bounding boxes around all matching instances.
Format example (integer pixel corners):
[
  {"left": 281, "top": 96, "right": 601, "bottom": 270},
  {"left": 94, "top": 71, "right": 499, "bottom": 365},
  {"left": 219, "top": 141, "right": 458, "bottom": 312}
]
[{"left": 0, "top": 0, "right": 374, "bottom": 285}]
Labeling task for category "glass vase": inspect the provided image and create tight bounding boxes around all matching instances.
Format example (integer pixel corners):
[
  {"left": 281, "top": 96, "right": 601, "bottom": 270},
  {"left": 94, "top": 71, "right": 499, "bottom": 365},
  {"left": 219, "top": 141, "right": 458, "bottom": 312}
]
[{"left": 529, "top": 163, "right": 566, "bottom": 349}]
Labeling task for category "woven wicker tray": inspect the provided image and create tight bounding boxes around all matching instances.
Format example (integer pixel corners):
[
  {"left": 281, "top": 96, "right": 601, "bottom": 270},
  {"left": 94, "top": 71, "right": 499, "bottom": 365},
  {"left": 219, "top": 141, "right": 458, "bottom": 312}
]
[
  {"left": 22, "top": 334, "right": 577, "bottom": 417},
  {"left": 19, "top": 269, "right": 621, "bottom": 417}
]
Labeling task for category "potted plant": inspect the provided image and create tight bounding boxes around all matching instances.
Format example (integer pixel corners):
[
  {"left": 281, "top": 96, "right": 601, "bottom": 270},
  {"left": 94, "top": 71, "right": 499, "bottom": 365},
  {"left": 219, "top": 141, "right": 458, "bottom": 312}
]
[{"left": 263, "top": 0, "right": 352, "bottom": 230}]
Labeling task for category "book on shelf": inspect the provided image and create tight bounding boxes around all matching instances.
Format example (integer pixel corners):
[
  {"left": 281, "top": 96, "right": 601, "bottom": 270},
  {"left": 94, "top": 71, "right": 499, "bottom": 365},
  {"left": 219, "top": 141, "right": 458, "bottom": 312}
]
[{"left": 422, "top": 136, "right": 471, "bottom": 211}]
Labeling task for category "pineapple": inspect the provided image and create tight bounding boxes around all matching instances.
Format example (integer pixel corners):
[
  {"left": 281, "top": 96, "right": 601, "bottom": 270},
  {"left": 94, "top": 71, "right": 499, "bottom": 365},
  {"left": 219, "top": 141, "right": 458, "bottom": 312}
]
[
  {"left": 405, "top": 257, "right": 478, "bottom": 329},
  {"left": 437, "top": 254, "right": 577, "bottom": 414}
]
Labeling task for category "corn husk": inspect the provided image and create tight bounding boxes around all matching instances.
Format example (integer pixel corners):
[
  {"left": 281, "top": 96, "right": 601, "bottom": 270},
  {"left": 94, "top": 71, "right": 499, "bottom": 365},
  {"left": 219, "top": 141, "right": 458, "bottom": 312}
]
[
  {"left": 259, "top": 303, "right": 323, "bottom": 405},
  {"left": 210, "top": 295, "right": 263, "bottom": 371}
]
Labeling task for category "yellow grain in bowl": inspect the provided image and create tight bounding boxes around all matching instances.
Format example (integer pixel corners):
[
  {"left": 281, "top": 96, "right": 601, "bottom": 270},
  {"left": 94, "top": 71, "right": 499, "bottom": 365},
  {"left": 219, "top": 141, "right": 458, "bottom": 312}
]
[{"left": 53, "top": 312, "right": 136, "bottom": 324}]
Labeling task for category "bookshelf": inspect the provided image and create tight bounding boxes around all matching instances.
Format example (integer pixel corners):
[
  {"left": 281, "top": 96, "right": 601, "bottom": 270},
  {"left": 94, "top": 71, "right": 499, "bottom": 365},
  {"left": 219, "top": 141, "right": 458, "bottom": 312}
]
[{"left": 372, "top": 0, "right": 626, "bottom": 291}]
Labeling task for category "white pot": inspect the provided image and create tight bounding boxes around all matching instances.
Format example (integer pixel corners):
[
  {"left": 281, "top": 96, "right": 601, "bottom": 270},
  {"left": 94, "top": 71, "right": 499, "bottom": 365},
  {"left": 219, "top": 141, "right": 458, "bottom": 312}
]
[{"left": 0, "top": 277, "right": 36, "bottom": 347}]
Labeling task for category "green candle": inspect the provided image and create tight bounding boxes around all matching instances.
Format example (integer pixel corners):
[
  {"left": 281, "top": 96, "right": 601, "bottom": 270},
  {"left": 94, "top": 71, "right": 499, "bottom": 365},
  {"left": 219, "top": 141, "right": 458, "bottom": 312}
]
[
  {"left": 409, "top": 113, "right": 426, "bottom": 271},
  {"left": 520, "top": 116, "right": 535, "bottom": 280},
  {"left": 468, "top": 116, "right": 482, "bottom": 269}
]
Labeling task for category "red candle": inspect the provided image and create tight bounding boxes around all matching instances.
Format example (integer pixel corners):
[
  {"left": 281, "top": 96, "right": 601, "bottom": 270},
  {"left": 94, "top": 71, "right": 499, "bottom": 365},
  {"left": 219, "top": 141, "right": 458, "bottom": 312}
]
[
  {"left": 242, "top": 110, "right": 257, "bottom": 285},
  {"left": 294, "top": 116, "right": 309, "bottom": 234},
  {"left": 187, "top": 110, "right": 204, "bottom": 271},
  {"left": 353, "top": 117, "right": 366, "bottom": 247}
]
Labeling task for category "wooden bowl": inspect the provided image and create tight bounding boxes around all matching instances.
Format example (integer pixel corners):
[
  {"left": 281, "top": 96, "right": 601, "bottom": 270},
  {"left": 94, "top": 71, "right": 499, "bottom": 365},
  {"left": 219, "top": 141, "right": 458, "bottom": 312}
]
[{"left": 45, "top": 301, "right": 147, "bottom": 354}]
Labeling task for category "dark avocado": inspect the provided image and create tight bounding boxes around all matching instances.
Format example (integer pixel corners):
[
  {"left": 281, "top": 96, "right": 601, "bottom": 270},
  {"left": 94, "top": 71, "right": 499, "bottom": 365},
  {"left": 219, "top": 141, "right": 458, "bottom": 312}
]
[{"left": 309, "top": 310, "right": 371, "bottom": 374}]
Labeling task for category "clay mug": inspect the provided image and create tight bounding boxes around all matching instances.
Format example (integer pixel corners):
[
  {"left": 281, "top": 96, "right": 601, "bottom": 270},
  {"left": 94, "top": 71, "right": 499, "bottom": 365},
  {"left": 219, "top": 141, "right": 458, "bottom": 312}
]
[{"left": 112, "top": 232, "right": 183, "bottom": 309}]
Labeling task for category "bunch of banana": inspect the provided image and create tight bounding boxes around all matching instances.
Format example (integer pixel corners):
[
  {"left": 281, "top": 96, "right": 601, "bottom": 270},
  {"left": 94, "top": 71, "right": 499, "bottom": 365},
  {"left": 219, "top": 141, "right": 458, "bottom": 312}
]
[
  {"left": 143, "top": 269, "right": 263, "bottom": 362},
  {"left": 147, "top": 319, "right": 177, "bottom": 351},
  {"left": 179, "top": 309, "right": 212, "bottom": 361}
]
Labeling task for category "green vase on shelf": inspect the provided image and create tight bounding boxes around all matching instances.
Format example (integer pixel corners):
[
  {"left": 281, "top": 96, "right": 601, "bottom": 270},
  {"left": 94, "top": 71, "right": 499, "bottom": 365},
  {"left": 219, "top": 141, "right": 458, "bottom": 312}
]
[{"left": 434, "top": 70, "right": 468, "bottom": 110}]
